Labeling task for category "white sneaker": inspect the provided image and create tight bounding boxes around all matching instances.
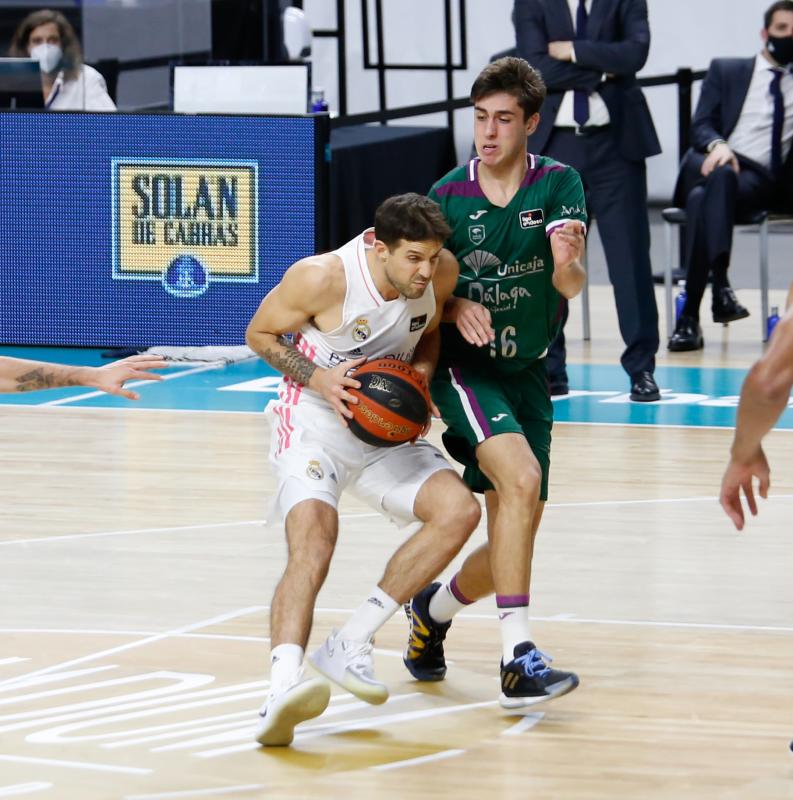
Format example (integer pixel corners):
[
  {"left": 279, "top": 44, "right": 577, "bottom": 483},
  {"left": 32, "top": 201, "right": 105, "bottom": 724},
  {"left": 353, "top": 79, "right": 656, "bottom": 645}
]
[
  {"left": 309, "top": 631, "right": 388, "bottom": 705},
  {"left": 254, "top": 673, "right": 331, "bottom": 746}
]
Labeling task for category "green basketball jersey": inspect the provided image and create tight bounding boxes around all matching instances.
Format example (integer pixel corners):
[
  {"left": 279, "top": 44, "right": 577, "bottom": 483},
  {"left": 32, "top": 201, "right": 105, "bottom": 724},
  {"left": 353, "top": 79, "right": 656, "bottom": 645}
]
[{"left": 429, "top": 155, "right": 587, "bottom": 374}]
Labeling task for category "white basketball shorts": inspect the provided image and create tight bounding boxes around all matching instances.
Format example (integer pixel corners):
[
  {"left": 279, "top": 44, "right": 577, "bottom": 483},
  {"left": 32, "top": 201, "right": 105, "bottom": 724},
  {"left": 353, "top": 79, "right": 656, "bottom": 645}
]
[{"left": 267, "top": 393, "right": 452, "bottom": 525}]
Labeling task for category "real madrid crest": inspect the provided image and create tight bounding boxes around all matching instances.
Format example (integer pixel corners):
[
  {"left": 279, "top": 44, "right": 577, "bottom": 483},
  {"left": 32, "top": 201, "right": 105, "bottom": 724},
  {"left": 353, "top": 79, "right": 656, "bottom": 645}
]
[
  {"left": 306, "top": 460, "right": 324, "bottom": 480},
  {"left": 352, "top": 317, "right": 371, "bottom": 342}
]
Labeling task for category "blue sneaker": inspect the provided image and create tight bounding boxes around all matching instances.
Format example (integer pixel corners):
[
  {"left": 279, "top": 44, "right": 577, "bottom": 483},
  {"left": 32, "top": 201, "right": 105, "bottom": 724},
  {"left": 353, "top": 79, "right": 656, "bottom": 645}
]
[
  {"left": 499, "top": 641, "right": 579, "bottom": 708},
  {"left": 403, "top": 582, "right": 451, "bottom": 681}
]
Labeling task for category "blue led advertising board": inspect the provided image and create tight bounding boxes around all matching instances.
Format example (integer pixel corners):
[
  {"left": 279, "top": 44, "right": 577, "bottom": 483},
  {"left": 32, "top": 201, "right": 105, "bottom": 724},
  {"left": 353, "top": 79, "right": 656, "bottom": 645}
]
[{"left": 0, "top": 112, "right": 326, "bottom": 346}]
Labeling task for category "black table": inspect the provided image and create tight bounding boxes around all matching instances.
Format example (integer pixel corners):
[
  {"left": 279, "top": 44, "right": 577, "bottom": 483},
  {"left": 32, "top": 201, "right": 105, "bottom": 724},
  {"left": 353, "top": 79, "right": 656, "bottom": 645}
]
[{"left": 329, "top": 124, "right": 456, "bottom": 248}]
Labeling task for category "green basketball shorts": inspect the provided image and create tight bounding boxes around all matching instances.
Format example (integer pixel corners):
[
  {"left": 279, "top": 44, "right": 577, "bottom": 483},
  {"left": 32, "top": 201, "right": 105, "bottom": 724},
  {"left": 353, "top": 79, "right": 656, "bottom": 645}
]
[{"left": 431, "top": 358, "right": 553, "bottom": 499}]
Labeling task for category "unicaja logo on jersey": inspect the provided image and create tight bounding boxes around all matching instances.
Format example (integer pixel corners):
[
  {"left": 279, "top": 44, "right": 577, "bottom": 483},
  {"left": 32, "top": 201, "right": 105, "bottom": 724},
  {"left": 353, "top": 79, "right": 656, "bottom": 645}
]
[
  {"left": 462, "top": 249, "right": 500, "bottom": 276},
  {"left": 352, "top": 318, "right": 371, "bottom": 342}
]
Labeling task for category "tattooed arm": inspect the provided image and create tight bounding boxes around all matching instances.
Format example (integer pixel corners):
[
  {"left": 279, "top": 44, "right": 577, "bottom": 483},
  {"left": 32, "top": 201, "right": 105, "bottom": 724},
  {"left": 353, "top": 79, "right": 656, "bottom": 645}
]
[
  {"left": 0, "top": 355, "right": 167, "bottom": 399},
  {"left": 246, "top": 255, "right": 363, "bottom": 421}
]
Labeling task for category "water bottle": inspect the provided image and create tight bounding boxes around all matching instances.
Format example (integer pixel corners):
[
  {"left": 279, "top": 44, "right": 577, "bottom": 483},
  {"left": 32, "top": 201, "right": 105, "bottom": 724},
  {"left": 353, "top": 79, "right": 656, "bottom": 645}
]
[
  {"left": 310, "top": 88, "right": 328, "bottom": 113},
  {"left": 674, "top": 280, "right": 687, "bottom": 321},
  {"left": 767, "top": 306, "right": 780, "bottom": 340}
]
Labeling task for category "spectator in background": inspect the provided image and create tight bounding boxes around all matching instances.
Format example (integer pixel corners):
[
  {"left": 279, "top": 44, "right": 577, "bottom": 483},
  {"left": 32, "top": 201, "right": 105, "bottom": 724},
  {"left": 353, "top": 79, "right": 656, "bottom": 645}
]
[
  {"left": 514, "top": 0, "right": 661, "bottom": 402},
  {"left": 668, "top": 1, "right": 793, "bottom": 352},
  {"left": 9, "top": 9, "right": 116, "bottom": 111}
]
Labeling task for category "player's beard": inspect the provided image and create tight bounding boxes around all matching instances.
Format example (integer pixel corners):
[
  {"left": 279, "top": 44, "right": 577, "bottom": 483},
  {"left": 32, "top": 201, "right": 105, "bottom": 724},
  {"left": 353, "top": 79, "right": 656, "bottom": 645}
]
[{"left": 385, "top": 266, "right": 429, "bottom": 299}]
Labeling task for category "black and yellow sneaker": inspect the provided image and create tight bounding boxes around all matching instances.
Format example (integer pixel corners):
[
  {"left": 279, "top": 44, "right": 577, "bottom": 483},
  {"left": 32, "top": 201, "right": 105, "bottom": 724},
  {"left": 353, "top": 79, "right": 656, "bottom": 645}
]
[
  {"left": 403, "top": 582, "right": 451, "bottom": 681},
  {"left": 499, "top": 641, "right": 579, "bottom": 708}
]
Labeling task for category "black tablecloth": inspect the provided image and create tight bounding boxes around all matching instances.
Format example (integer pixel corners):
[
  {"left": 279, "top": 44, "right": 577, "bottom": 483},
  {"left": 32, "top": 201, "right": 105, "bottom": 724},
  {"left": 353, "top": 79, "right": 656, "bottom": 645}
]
[{"left": 329, "top": 124, "right": 456, "bottom": 248}]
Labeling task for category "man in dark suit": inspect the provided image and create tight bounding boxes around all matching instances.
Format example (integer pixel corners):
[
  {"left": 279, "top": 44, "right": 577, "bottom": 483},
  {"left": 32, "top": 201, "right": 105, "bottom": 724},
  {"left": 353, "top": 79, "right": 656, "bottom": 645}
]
[
  {"left": 669, "top": 0, "right": 793, "bottom": 351},
  {"left": 514, "top": 0, "right": 661, "bottom": 401}
]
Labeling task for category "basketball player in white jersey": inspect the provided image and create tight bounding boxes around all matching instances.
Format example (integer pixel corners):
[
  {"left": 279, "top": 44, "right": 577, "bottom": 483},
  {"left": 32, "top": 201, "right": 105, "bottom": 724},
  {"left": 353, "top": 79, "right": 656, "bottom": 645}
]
[{"left": 246, "top": 193, "right": 481, "bottom": 746}]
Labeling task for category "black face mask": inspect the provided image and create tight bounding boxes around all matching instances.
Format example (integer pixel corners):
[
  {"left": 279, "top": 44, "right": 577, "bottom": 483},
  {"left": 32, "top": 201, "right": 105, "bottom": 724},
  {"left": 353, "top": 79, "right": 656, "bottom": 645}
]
[{"left": 767, "top": 34, "right": 793, "bottom": 67}]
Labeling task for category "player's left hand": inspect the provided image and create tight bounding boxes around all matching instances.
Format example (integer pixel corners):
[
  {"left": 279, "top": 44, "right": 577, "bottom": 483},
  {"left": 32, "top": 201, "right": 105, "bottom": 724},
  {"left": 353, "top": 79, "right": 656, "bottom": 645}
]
[
  {"left": 415, "top": 398, "right": 441, "bottom": 442},
  {"left": 89, "top": 354, "right": 169, "bottom": 400},
  {"left": 719, "top": 449, "right": 770, "bottom": 530},
  {"left": 548, "top": 41, "right": 574, "bottom": 61},
  {"left": 551, "top": 221, "right": 586, "bottom": 267}
]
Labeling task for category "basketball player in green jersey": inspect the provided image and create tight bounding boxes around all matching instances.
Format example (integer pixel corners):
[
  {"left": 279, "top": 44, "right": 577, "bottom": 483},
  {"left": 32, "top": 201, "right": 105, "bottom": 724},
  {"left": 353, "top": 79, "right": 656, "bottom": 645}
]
[{"left": 404, "top": 56, "right": 587, "bottom": 707}]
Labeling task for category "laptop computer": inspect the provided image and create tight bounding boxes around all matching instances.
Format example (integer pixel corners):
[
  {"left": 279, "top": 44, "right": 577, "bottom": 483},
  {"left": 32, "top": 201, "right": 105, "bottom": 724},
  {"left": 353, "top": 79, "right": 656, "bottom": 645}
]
[{"left": 0, "top": 57, "right": 44, "bottom": 109}]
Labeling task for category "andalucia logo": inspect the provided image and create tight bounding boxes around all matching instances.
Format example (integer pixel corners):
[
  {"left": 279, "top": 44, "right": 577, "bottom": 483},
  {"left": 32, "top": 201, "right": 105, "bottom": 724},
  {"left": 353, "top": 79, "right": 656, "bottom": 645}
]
[{"left": 111, "top": 158, "right": 259, "bottom": 297}]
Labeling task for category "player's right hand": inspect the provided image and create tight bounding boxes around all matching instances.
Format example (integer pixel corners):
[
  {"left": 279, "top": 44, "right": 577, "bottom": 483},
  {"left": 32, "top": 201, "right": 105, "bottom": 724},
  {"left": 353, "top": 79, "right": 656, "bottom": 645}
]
[
  {"left": 450, "top": 298, "right": 495, "bottom": 347},
  {"left": 719, "top": 449, "right": 770, "bottom": 531},
  {"left": 310, "top": 356, "right": 366, "bottom": 425}
]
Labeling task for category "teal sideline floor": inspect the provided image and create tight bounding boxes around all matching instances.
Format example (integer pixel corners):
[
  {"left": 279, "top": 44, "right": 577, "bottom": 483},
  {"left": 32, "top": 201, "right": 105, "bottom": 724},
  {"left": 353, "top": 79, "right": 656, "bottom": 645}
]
[{"left": 2, "top": 345, "right": 791, "bottom": 429}]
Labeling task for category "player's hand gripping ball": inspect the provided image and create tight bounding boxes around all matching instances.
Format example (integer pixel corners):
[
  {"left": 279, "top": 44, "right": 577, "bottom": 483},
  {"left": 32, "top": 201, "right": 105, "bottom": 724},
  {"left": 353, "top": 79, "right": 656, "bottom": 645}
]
[{"left": 346, "top": 358, "right": 430, "bottom": 447}]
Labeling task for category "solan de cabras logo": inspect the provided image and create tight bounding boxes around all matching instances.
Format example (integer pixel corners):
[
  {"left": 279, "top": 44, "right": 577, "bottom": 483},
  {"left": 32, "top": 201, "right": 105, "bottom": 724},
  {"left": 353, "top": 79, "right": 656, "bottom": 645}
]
[{"left": 112, "top": 159, "right": 258, "bottom": 297}]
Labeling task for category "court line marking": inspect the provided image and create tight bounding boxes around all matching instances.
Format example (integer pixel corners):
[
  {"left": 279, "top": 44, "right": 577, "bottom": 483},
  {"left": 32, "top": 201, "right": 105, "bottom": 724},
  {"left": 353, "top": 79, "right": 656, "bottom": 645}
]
[
  {"left": 4, "top": 602, "right": 793, "bottom": 643},
  {"left": 5, "top": 393, "right": 793, "bottom": 430},
  {"left": 555, "top": 420, "right": 793, "bottom": 433},
  {"left": 0, "top": 403, "right": 264, "bottom": 416},
  {"left": 196, "top": 698, "right": 497, "bottom": 758},
  {"left": 0, "top": 520, "right": 267, "bottom": 547},
  {"left": 5, "top": 492, "right": 793, "bottom": 548},
  {"left": 151, "top": 693, "right": 421, "bottom": 754},
  {"left": 105, "top": 692, "right": 358, "bottom": 751},
  {"left": 0, "top": 629, "right": 269, "bottom": 645},
  {"left": 0, "top": 753, "right": 149, "bottom": 775},
  {"left": 39, "top": 364, "right": 223, "bottom": 407},
  {"left": 501, "top": 712, "right": 544, "bottom": 736},
  {"left": 369, "top": 748, "right": 465, "bottom": 772},
  {"left": 125, "top": 786, "right": 265, "bottom": 800},
  {"left": 0, "top": 607, "right": 266, "bottom": 691},
  {"left": 0, "top": 783, "right": 52, "bottom": 797},
  {"left": 0, "top": 658, "right": 30, "bottom": 667}
]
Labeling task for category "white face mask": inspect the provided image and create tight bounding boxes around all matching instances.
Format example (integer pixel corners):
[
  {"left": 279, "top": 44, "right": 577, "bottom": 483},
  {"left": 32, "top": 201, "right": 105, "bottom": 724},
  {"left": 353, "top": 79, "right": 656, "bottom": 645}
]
[{"left": 30, "top": 43, "right": 62, "bottom": 74}]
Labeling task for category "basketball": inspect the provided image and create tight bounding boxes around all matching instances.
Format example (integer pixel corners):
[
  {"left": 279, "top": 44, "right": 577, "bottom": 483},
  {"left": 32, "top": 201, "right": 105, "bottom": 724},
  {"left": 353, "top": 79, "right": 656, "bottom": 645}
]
[{"left": 346, "top": 358, "right": 430, "bottom": 447}]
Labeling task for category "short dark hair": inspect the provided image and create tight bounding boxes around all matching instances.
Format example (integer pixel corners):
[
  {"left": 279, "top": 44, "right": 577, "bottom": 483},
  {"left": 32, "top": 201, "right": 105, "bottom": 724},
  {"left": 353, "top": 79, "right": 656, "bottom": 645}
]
[
  {"left": 470, "top": 56, "right": 546, "bottom": 119},
  {"left": 374, "top": 193, "right": 451, "bottom": 249},
  {"left": 9, "top": 9, "right": 83, "bottom": 80},
  {"left": 765, "top": 0, "right": 793, "bottom": 29}
]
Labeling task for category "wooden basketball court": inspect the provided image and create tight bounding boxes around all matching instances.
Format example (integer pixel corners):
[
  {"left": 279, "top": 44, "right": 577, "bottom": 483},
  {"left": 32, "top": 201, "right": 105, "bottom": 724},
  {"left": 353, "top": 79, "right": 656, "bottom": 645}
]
[{"left": 1, "top": 286, "right": 792, "bottom": 799}]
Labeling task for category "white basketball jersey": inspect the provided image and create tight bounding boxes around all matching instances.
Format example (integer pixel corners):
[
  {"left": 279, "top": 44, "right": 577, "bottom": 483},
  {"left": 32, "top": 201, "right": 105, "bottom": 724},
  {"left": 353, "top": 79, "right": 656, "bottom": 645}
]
[
  {"left": 269, "top": 229, "right": 436, "bottom": 458},
  {"left": 292, "top": 228, "right": 436, "bottom": 380}
]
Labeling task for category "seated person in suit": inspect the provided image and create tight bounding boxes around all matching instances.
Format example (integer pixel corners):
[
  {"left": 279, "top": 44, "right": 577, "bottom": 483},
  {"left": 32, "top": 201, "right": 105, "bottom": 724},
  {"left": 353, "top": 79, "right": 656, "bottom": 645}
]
[
  {"left": 8, "top": 9, "right": 116, "bottom": 111},
  {"left": 669, "top": 0, "right": 793, "bottom": 351}
]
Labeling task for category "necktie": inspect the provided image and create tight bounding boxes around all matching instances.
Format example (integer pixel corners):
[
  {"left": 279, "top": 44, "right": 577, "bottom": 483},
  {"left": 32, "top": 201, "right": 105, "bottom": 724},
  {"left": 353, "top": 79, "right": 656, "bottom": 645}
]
[
  {"left": 769, "top": 69, "right": 784, "bottom": 175},
  {"left": 573, "top": 0, "right": 590, "bottom": 127}
]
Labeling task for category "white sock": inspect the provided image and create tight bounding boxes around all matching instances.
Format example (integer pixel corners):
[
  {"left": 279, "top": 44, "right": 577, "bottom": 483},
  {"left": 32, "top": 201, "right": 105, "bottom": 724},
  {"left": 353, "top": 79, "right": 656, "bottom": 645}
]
[
  {"left": 428, "top": 579, "right": 473, "bottom": 624},
  {"left": 269, "top": 643, "right": 304, "bottom": 693},
  {"left": 498, "top": 605, "right": 532, "bottom": 663},
  {"left": 338, "top": 586, "right": 399, "bottom": 643}
]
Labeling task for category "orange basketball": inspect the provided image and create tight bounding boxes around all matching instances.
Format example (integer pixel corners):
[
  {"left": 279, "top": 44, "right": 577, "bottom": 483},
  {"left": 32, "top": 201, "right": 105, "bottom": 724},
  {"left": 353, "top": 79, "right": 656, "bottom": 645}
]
[{"left": 346, "top": 358, "right": 430, "bottom": 447}]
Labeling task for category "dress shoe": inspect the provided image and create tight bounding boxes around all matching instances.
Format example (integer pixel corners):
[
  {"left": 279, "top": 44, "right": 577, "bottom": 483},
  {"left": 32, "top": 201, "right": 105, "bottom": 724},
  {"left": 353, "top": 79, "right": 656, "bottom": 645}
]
[
  {"left": 712, "top": 287, "right": 750, "bottom": 323},
  {"left": 668, "top": 315, "right": 704, "bottom": 352},
  {"left": 548, "top": 373, "right": 569, "bottom": 396},
  {"left": 549, "top": 379, "right": 569, "bottom": 396},
  {"left": 629, "top": 371, "right": 660, "bottom": 402}
]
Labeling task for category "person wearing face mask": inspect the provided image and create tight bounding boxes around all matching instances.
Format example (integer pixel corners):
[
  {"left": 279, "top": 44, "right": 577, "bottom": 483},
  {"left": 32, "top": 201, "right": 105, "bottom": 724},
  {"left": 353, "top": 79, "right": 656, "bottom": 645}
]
[
  {"left": 8, "top": 9, "right": 115, "bottom": 112},
  {"left": 668, "top": 0, "right": 793, "bottom": 351}
]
